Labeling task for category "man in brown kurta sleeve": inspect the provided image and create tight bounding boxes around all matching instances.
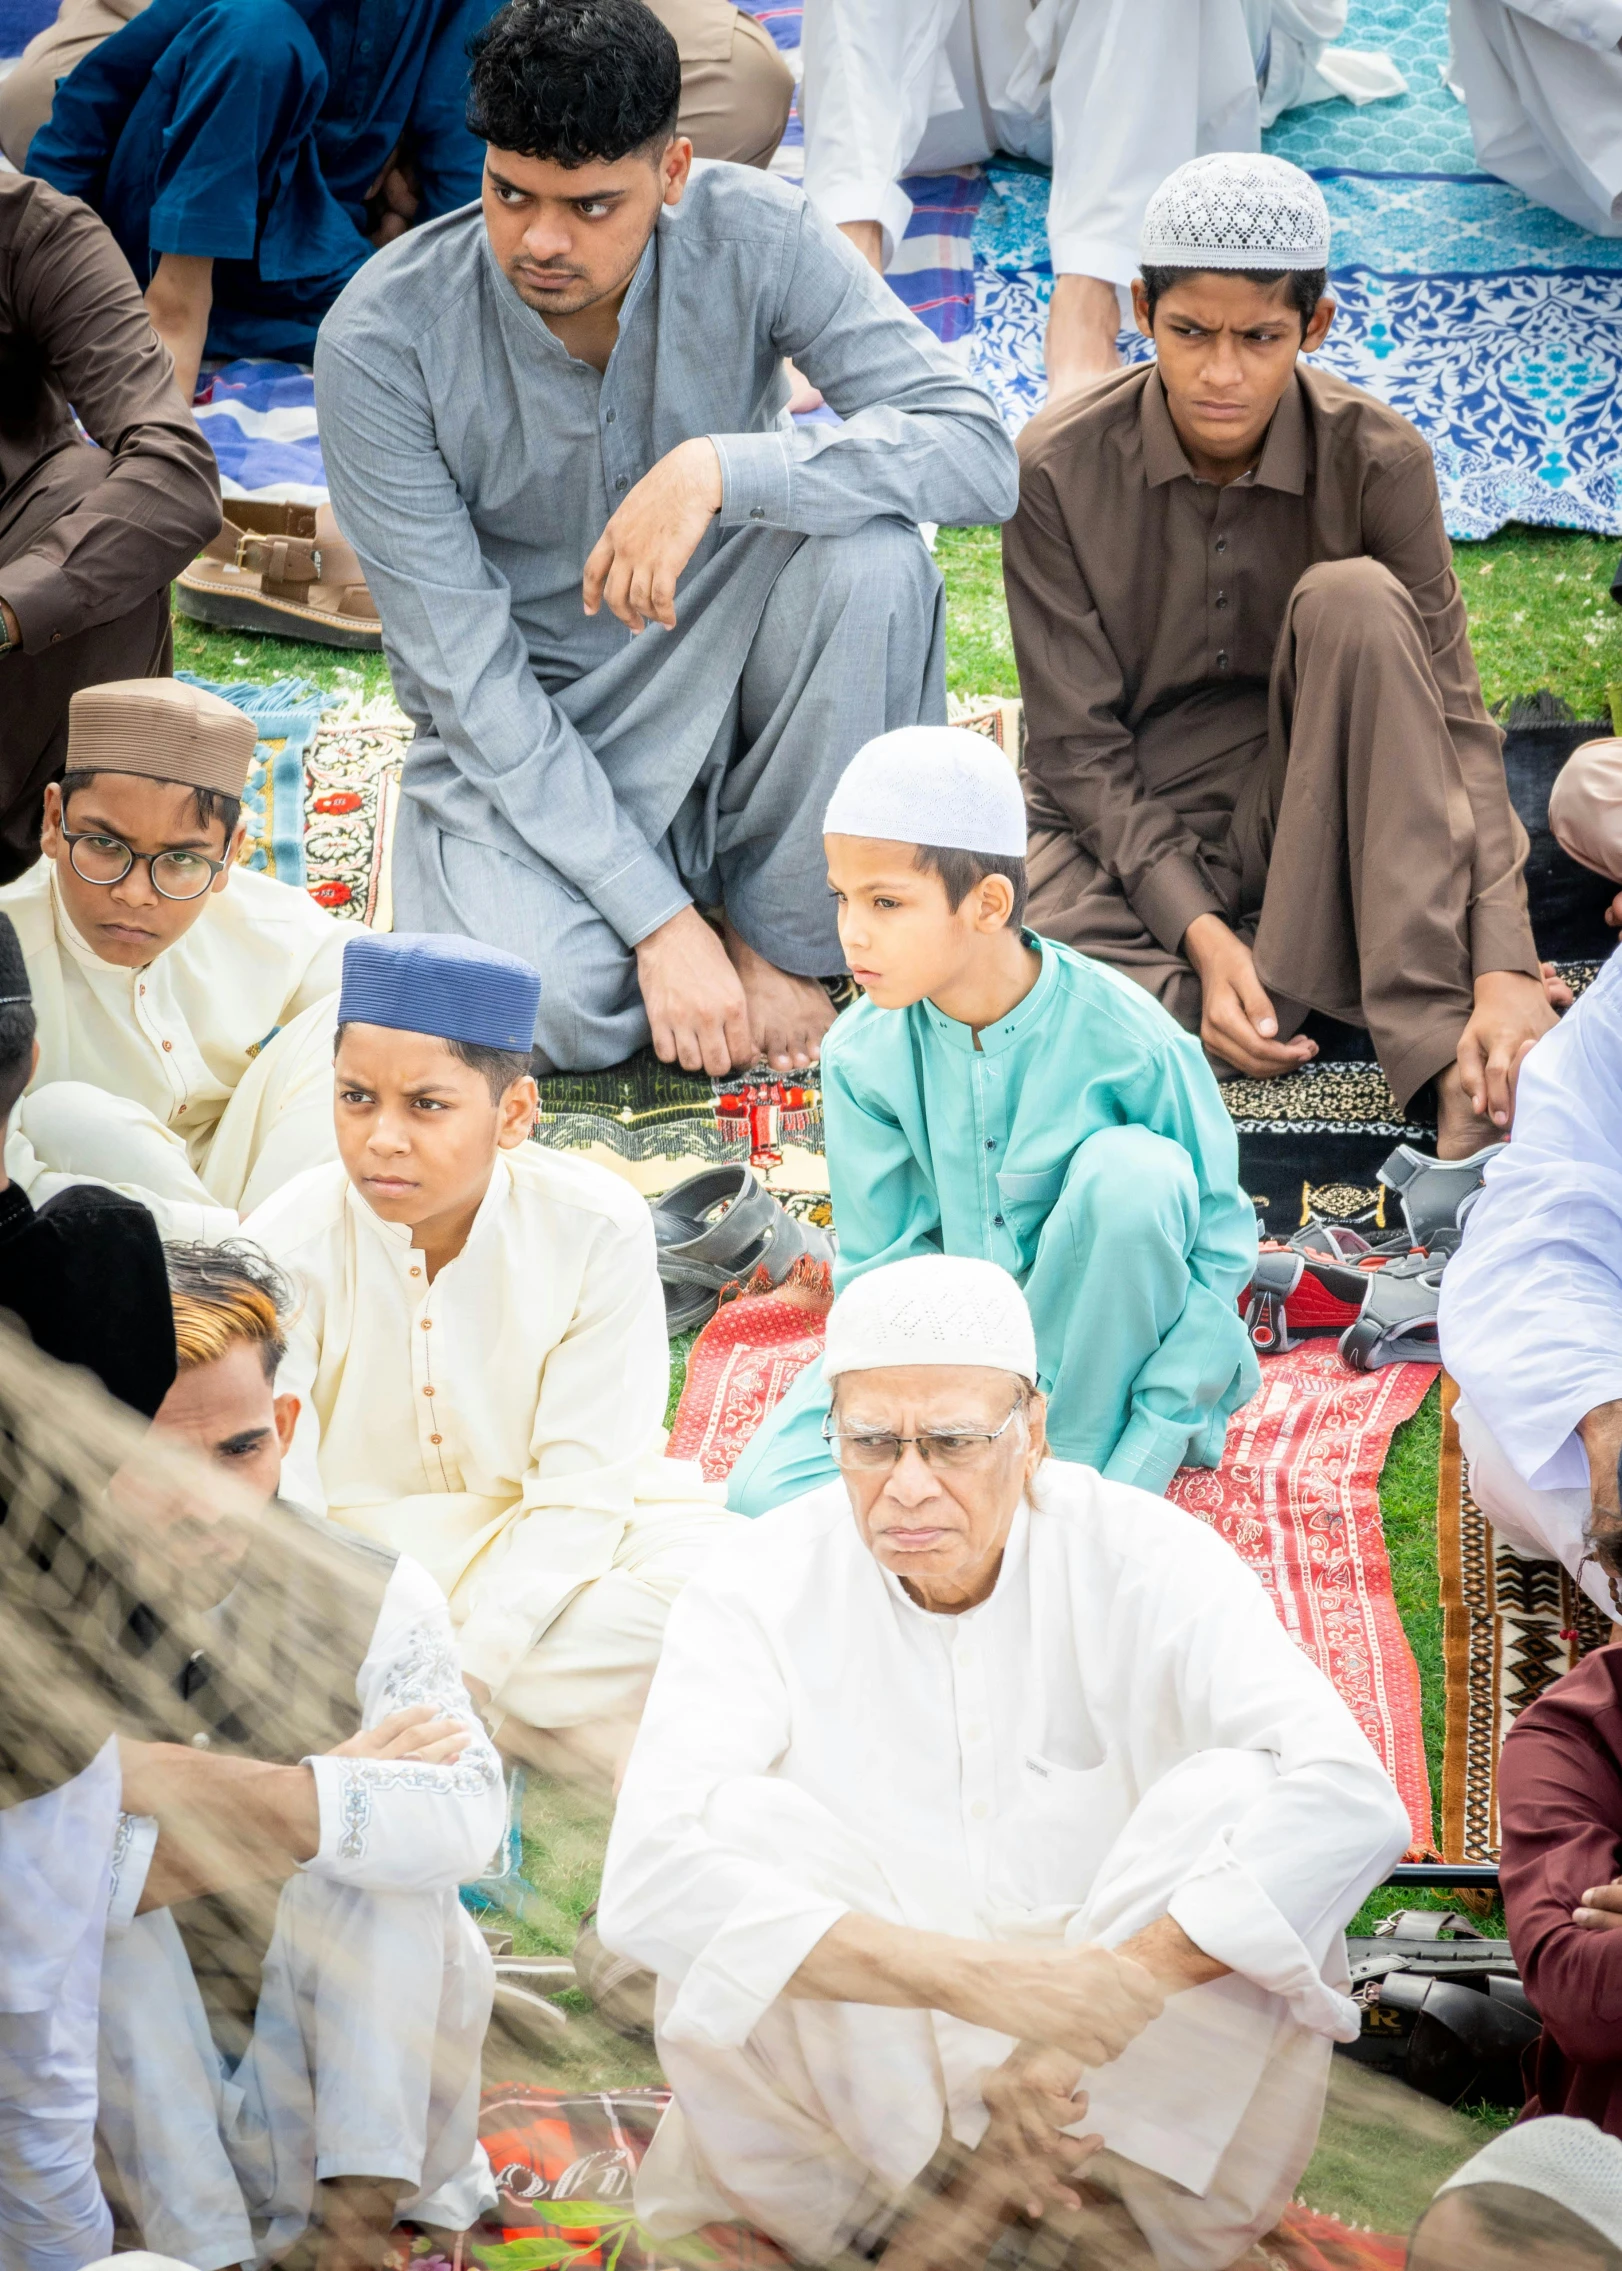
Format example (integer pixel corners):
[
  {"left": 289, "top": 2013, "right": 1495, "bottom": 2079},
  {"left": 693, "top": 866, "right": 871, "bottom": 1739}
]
[
  {"left": 1499, "top": 1619, "right": 1622, "bottom": 2138},
  {"left": 1003, "top": 152, "right": 1553, "bottom": 1158},
  {"left": 0, "top": 170, "right": 220, "bottom": 884}
]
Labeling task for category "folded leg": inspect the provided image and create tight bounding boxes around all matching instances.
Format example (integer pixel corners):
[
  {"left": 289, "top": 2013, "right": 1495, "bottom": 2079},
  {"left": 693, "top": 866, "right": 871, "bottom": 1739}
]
[{"left": 1454, "top": 1392, "right": 1615, "bottom": 1622}]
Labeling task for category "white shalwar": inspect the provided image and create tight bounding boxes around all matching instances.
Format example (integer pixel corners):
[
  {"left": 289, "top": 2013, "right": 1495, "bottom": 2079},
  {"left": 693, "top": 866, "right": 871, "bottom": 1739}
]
[
  {"left": 0, "top": 1737, "right": 123, "bottom": 2271},
  {"left": 245, "top": 1148, "right": 738, "bottom": 1731},
  {"left": 1439, "top": 947, "right": 1622, "bottom": 1621},
  {"left": 0, "top": 859, "right": 345, "bottom": 1238},
  {"left": 96, "top": 1556, "right": 505, "bottom": 2271},
  {"left": 597, "top": 1462, "right": 1411, "bottom": 2271},
  {"left": 1447, "top": 0, "right": 1622, "bottom": 236},
  {"left": 800, "top": 0, "right": 1404, "bottom": 282}
]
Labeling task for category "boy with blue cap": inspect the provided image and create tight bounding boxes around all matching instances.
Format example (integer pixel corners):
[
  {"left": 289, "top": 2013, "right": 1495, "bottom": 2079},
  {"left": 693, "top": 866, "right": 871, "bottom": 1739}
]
[
  {"left": 245, "top": 929, "right": 733, "bottom": 1778},
  {"left": 727, "top": 724, "right": 1258, "bottom": 1518}
]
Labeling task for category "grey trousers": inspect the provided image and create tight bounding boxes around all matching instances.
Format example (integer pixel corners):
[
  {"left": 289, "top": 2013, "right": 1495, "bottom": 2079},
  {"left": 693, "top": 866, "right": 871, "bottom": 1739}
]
[{"left": 394, "top": 519, "right": 946, "bottom": 1070}]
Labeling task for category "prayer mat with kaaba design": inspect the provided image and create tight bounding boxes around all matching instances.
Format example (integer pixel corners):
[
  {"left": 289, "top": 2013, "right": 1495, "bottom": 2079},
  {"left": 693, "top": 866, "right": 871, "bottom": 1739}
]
[
  {"left": 396, "top": 2085, "right": 1405, "bottom": 2269},
  {"left": 1436, "top": 1373, "right": 1613, "bottom": 1863}
]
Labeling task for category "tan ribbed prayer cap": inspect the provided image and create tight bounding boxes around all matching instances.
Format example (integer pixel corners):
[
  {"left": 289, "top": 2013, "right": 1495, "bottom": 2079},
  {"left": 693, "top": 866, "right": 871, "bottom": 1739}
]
[{"left": 65, "top": 679, "right": 256, "bottom": 799}]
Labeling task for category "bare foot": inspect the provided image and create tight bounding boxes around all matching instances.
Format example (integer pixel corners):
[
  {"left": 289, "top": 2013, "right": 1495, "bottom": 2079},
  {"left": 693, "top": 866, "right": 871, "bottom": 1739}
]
[
  {"left": 838, "top": 218, "right": 885, "bottom": 273},
  {"left": 722, "top": 923, "right": 836, "bottom": 1072},
  {"left": 783, "top": 358, "right": 823, "bottom": 413},
  {"left": 1541, "top": 957, "right": 1575, "bottom": 1011},
  {"left": 312, "top": 2175, "right": 405, "bottom": 2271},
  {"left": 1044, "top": 274, "right": 1124, "bottom": 408},
  {"left": 1435, "top": 1062, "right": 1504, "bottom": 1162}
]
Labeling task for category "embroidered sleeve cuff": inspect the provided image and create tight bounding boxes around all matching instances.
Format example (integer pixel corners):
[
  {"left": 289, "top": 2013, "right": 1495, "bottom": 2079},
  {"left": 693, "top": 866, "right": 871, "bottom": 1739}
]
[
  {"left": 710, "top": 431, "right": 794, "bottom": 530},
  {"left": 660, "top": 1892, "right": 851, "bottom": 2050},
  {"left": 1166, "top": 1853, "right": 1360, "bottom": 2042},
  {"left": 1103, "top": 1408, "right": 1197, "bottom": 1498},
  {"left": 1130, "top": 856, "right": 1229, "bottom": 961},
  {"left": 106, "top": 1813, "right": 159, "bottom": 1937}
]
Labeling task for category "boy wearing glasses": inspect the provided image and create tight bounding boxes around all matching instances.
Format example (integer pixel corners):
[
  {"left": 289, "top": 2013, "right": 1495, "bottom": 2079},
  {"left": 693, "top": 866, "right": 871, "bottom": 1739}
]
[
  {"left": 727, "top": 724, "right": 1258, "bottom": 1518},
  {"left": 0, "top": 677, "right": 344, "bottom": 1235}
]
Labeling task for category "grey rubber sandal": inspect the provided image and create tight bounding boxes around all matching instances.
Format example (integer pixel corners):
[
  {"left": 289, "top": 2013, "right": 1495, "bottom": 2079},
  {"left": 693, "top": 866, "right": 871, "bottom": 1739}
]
[{"left": 650, "top": 1165, "right": 833, "bottom": 1337}]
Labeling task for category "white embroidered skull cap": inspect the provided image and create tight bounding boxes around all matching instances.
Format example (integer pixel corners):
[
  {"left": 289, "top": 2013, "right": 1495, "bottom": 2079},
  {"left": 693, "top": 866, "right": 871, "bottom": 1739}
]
[
  {"left": 823, "top": 725, "right": 1027, "bottom": 857},
  {"left": 1139, "top": 152, "right": 1331, "bottom": 273},
  {"left": 823, "top": 1256, "right": 1038, "bottom": 1384},
  {"left": 1433, "top": 2116, "right": 1622, "bottom": 2252}
]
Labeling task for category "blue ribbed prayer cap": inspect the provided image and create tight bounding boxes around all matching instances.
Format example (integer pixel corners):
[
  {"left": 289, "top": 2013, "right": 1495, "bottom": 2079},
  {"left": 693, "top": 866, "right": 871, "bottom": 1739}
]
[{"left": 338, "top": 932, "right": 540, "bottom": 1050}]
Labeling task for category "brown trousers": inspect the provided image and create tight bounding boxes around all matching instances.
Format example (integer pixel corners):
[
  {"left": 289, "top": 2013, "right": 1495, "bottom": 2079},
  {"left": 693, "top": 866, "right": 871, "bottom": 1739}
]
[
  {"left": 1027, "top": 557, "right": 1485, "bottom": 1112},
  {"left": 0, "top": 445, "right": 172, "bottom": 884},
  {"left": 1, "top": 0, "right": 796, "bottom": 171}
]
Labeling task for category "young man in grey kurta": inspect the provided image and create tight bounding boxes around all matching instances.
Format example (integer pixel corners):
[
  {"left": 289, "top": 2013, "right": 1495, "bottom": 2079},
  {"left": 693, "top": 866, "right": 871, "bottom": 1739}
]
[{"left": 314, "top": 0, "right": 1018, "bottom": 1075}]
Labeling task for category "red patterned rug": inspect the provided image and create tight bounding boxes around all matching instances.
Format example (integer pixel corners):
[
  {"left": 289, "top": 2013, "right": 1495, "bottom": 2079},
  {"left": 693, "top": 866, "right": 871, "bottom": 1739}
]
[
  {"left": 666, "top": 1271, "right": 831, "bottom": 1481},
  {"left": 395, "top": 2087, "right": 1403, "bottom": 2270},
  {"left": 1168, "top": 1344, "right": 1437, "bottom": 1852}
]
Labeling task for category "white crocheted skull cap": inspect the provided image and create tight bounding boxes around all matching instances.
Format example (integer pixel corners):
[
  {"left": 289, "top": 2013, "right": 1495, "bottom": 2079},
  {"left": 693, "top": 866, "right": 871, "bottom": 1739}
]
[
  {"left": 1139, "top": 153, "right": 1331, "bottom": 273},
  {"left": 1434, "top": 2116, "right": 1622, "bottom": 2252},
  {"left": 823, "top": 1256, "right": 1038, "bottom": 1383},
  {"left": 823, "top": 726, "right": 1027, "bottom": 857}
]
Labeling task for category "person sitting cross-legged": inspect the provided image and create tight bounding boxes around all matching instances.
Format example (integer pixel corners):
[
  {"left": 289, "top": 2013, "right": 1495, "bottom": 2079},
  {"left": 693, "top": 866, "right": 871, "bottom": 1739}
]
[
  {"left": 2, "top": 678, "right": 345, "bottom": 1237},
  {"left": 598, "top": 1255, "right": 1412, "bottom": 2271},
  {"left": 313, "top": 0, "right": 1019, "bottom": 1078},
  {"left": 1004, "top": 152, "right": 1555, "bottom": 1159},
  {"left": 102, "top": 1237, "right": 504, "bottom": 2271},
  {"left": 244, "top": 930, "right": 738, "bottom": 1786},
  {"left": 727, "top": 726, "right": 1258, "bottom": 1519}
]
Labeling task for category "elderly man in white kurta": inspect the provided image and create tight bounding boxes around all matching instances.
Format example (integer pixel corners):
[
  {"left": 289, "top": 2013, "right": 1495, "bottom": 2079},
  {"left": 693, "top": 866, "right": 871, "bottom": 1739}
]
[
  {"left": 800, "top": 0, "right": 1403, "bottom": 397},
  {"left": 1439, "top": 949, "right": 1622, "bottom": 1623},
  {"left": 246, "top": 929, "right": 736, "bottom": 1779},
  {"left": 1447, "top": 0, "right": 1622, "bottom": 237},
  {"left": 598, "top": 1255, "right": 1411, "bottom": 2270},
  {"left": 1, "top": 680, "right": 343, "bottom": 1240}
]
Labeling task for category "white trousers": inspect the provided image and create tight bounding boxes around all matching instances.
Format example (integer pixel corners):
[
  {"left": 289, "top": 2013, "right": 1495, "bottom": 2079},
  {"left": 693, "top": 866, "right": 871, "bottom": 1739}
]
[
  {"left": 11, "top": 993, "right": 340, "bottom": 1238},
  {"left": 636, "top": 1754, "right": 1332, "bottom": 2271},
  {"left": 97, "top": 1873, "right": 495, "bottom": 2271},
  {"left": 1447, "top": 0, "right": 1622, "bottom": 236},
  {"left": 0, "top": 1744, "right": 122, "bottom": 2271},
  {"left": 802, "top": 0, "right": 1398, "bottom": 282},
  {"left": 1455, "top": 1393, "right": 1620, "bottom": 1624}
]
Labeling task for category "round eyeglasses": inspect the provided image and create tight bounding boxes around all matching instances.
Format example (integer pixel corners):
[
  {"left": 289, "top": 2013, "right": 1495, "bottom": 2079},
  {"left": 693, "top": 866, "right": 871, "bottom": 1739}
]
[
  {"left": 821, "top": 1396, "right": 1027, "bottom": 1472},
  {"left": 63, "top": 830, "right": 227, "bottom": 902}
]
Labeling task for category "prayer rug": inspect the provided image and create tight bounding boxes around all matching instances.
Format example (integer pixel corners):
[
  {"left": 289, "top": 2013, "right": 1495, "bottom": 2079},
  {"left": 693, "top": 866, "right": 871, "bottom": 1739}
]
[
  {"left": 301, "top": 715, "right": 409, "bottom": 928},
  {"left": 193, "top": 360, "right": 327, "bottom": 502},
  {"left": 1435, "top": 1373, "right": 1613, "bottom": 1862},
  {"left": 176, "top": 673, "right": 330, "bottom": 888},
  {"left": 394, "top": 2086, "right": 1404, "bottom": 2269},
  {"left": 666, "top": 1268, "right": 832, "bottom": 1480}
]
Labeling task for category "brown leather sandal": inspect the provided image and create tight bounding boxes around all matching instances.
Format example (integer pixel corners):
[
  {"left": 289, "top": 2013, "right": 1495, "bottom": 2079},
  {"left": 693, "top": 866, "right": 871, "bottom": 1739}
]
[{"left": 175, "top": 499, "right": 383, "bottom": 651}]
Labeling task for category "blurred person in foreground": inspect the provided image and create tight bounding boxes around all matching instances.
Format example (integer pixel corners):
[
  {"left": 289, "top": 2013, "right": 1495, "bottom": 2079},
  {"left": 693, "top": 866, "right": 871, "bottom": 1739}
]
[
  {"left": 101, "top": 1238, "right": 505, "bottom": 2271},
  {"left": 1407, "top": 2116, "right": 1622, "bottom": 2271},
  {"left": 246, "top": 929, "right": 735, "bottom": 1787},
  {"left": 597, "top": 1254, "right": 1411, "bottom": 2270},
  {"left": 1496, "top": 1548, "right": 1622, "bottom": 2140}
]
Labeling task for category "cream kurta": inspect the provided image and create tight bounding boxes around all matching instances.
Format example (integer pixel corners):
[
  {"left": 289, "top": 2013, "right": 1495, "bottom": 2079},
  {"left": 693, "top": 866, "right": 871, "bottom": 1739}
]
[
  {"left": 1, "top": 859, "right": 345, "bottom": 1229},
  {"left": 245, "top": 1148, "right": 733, "bottom": 1716},
  {"left": 599, "top": 1462, "right": 1411, "bottom": 2267}
]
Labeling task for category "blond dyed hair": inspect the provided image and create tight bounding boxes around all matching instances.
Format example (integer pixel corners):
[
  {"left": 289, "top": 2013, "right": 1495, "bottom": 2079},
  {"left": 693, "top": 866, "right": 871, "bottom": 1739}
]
[{"left": 165, "top": 1241, "right": 292, "bottom": 1382}]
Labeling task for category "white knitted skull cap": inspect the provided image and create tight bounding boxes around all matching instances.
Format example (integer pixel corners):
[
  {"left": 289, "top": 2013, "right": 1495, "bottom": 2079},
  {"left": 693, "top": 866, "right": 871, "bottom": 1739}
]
[
  {"left": 1434, "top": 2116, "right": 1622, "bottom": 2253},
  {"left": 823, "top": 726, "right": 1027, "bottom": 858},
  {"left": 1139, "top": 152, "right": 1331, "bottom": 273},
  {"left": 823, "top": 1256, "right": 1038, "bottom": 1384}
]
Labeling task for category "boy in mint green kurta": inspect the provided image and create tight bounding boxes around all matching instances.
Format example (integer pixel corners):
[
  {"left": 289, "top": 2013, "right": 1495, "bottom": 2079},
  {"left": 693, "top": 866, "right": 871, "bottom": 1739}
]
[{"left": 726, "top": 727, "right": 1258, "bottom": 1518}]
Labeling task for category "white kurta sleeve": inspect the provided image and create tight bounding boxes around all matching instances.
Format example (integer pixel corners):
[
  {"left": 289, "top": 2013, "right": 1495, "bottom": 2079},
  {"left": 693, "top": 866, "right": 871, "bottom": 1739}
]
[
  {"left": 1125, "top": 1509, "right": 1412, "bottom": 2035},
  {"left": 1439, "top": 949, "right": 1622, "bottom": 1491},
  {"left": 800, "top": 0, "right": 961, "bottom": 261},
  {"left": 454, "top": 1205, "right": 680, "bottom": 1696},
  {"left": 302, "top": 1555, "right": 505, "bottom": 1891},
  {"left": 105, "top": 1812, "right": 159, "bottom": 1937},
  {"left": 1494, "top": 0, "right": 1622, "bottom": 44},
  {"left": 597, "top": 1575, "right": 851, "bottom": 2048}
]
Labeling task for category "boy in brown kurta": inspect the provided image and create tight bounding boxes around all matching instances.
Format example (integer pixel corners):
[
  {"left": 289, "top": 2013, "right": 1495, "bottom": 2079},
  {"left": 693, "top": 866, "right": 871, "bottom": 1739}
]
[{"left": 1003, "top": 152, "right": 1554, "bottom": 1157}]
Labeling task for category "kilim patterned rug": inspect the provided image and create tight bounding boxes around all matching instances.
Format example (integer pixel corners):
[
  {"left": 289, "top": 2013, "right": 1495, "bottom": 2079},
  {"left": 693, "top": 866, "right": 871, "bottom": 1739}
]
[
  {"left": 1435, "top": 1373, "right": 1613, "bottom": 1862},
  {"left": 393, "top": 2086, "right": 1404, "bottom": 2270}
]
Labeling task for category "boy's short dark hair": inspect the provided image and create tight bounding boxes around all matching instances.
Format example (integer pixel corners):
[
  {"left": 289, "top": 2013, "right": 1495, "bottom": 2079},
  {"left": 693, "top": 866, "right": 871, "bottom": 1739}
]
[
  {"left": 467, "top": 0, "right": 682, "bottom": 166},
  {"left": 0, "top": 996, "right": 36, "bottom": 1124},
  {"left": 1422, "top": 2184, "right": 1622, "bottom": 2270},
  {"left": 1138, "top": 264, "right": 1328, "bottom": 339},
  {"left": 58, "top": 769, "right": 241, "bottom": 847},
  {"left": 912, "top": 844, "right": 1029, "bottom": 929},
  {"left": 334, "top": 1024, "right": 532, "bottom": 1105}
]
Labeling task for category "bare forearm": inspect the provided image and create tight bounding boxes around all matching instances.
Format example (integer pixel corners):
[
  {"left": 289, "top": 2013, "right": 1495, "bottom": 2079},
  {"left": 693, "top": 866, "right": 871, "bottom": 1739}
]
[
  {"left": 788, "top": 1911, "right": 990, "bottom": 2018},
  {"left": 1114, "top": 1913, "right": 1229, "bottom": 1992},
  {"left": 1579, "top": 1400, "right": 1622, "bottom": 1515},
  {"left": 121, "top": 1740, "right": 320, "bottom": 1910}
]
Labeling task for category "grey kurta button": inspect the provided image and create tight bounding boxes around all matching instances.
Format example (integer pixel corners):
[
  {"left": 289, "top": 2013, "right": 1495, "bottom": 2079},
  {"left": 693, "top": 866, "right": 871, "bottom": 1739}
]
[
  {"left": 615, "top": 475, "right": 628, "bottom": 490},
  {"left": 750, "top": 507, "right": 766, "bottom": 520}
]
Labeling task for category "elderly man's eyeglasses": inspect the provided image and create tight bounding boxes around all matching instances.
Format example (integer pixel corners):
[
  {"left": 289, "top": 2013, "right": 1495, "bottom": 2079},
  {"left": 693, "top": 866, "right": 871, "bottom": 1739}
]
[
  {"left": 62, "top": 830, "right": 227, "bottom": 902},
  {"left": 822, "top": 1396, "right": 1027, "bottom": 1472}
]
